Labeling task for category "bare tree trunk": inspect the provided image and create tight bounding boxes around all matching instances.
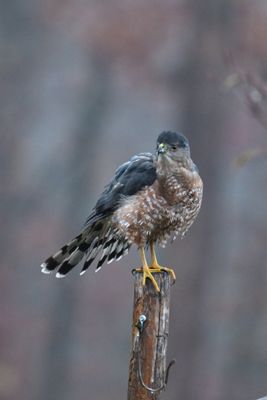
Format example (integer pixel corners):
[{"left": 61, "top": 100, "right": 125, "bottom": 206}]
[{"left": 128, "top": 272, "right": 173, "bottom": 400}]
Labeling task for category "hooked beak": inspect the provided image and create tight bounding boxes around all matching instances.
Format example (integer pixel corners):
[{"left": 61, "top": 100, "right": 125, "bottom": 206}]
[{"left": 157, "top": 143, "right": 167, "bottom": 154}]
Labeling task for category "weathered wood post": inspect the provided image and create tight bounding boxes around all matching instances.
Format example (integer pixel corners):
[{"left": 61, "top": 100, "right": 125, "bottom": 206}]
[{"left": 128, "top": 271, "right": 174, "bottom": 400}]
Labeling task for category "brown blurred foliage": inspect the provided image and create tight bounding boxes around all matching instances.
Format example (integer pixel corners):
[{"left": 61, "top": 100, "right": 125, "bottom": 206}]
[{"left": 1, "top": 1, "right": 267, "bottom": 400}]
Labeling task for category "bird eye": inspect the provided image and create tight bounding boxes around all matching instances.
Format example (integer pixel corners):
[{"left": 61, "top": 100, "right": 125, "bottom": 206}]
[{"left": 171, "top": 145, "right": 177, "bottom": 150}]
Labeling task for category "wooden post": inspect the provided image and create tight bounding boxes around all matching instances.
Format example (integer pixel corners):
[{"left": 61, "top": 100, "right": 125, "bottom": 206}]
[{"left": 127, "top": 271, "right": 173, "bottom": 400}]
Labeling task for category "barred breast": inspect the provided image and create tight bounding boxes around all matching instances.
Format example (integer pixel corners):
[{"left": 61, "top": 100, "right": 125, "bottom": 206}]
[{"left": 112, "top": 169, "right": 203, "bottom": 248}]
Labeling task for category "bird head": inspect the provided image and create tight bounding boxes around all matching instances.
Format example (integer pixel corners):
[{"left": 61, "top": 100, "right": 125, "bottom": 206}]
[{"left": 156, "top": 131, "right": 190, "bottom": 165}]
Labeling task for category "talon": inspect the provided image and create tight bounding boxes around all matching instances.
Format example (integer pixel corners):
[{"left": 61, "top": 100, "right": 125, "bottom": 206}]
[
  {"left": 134, "top": 267, "right": 160, "bottom": 292},
  {"left": 136, "top": 246, "right": 176, "bottom": 293},
  {"left": 142, "top": 266, "right": 160, "bottom": 292},
  {"left": 138, "top": 249, "right": 160, "bottom": 292},
  {"left": 149, "top": 266, "right": 176, "bottom": 284},
  {"left": 149, "top": 242, "right": 176, "bottom": 284}
]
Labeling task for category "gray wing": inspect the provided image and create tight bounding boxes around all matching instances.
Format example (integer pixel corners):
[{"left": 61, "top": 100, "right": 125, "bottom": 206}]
[
  {"left": 41, "top": 152, "right": 157, "bottom": 277},
  {"left": 86, "top": 152, "right": 157, "bottom": 224}
]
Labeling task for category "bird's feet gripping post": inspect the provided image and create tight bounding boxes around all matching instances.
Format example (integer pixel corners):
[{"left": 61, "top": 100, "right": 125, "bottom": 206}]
[
  {"left": 135, "top": 246, "right": 176, "bottom": 293},
  {"left": 150, "top": 242, "right": 176, "bottom": 284}
]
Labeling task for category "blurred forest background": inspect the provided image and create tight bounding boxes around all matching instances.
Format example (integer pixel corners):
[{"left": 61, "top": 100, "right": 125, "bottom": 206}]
[{"left": 1, "top": 1, "right": 267, "bottom": 399}]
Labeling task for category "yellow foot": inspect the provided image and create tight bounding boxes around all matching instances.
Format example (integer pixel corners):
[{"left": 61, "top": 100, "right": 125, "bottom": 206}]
[
  {"left": 148, "top": 243, "right": 176, "bottom": 285},
  {"left": 150, "top": 265, "right": 176, "bottom": 284},
  {"left": 135, "top": 267, "right": 160, "bottom": 292}
]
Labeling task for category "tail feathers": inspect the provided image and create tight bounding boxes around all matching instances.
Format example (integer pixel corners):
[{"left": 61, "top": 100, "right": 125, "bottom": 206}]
[
  {"left": 56, "top": 249, "right": 85, "bottom": 277},
  {"left": 80, "top": 238, "right": 131, "bottom": 275},
  {"left": 102, "top": 239, "right": 129, "bottom": 266},
  {"left": 41, "top": 226, "right": 131, "bottom": 277},
  {"left": 41, "top": 231, "right": 90, "bottom": 275},
  {"left": 95, "top": 238, "right": 131, "bottom": 272},
  {"left": 78, "top": 237, "right": 115, "bottom": 275}
]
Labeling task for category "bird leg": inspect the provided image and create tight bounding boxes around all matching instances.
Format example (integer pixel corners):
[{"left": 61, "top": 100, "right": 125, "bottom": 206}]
[
  {"left": 135, "top": 247, "right": 160, "bottom": 292},
  {"left": 149, "top": 242, "right": 176, "bottom": 283}
]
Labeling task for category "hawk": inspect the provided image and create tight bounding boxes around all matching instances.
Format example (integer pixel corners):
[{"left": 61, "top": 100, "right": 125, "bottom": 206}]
[{"left": 41, "top": 131, "right": 203, "bottom": 292}]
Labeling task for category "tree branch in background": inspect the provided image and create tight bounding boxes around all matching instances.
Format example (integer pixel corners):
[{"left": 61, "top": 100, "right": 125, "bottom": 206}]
[
  {"left": 225, "top": 66, "right": 267, "bottom": 131},
  {"left": 127, "top": 272, "right": 174, "bottom": 400},
  {"left": 224, "top": 66, "right": 267, "bottom": 166},
  {"left": 242, "top": 71, "right": 267, "bottom": 131}
]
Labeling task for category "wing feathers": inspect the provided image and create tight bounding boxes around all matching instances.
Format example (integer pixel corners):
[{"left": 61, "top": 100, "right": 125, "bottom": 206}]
[{"left": 41, "top": 152, "right": 153, "bottom": 277}]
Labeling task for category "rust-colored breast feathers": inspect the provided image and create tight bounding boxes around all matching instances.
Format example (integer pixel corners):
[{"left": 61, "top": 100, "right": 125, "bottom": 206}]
[{"left": 112, "top": 169, "right": 203, "bottom": 248}]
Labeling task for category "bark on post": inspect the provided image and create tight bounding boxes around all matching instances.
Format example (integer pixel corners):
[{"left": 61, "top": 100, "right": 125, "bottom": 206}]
[{"left": 128, "top": 271, "right": 173, "bottom": 400}]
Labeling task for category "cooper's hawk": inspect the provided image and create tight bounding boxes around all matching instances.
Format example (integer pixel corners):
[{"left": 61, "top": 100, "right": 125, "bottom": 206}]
[{"left": 41, "top": 131, "right": 203, "bottom": 292}]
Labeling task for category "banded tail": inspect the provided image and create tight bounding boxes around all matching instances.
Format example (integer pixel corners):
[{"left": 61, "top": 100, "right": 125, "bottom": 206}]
[{"left": 41, "top": 221, "right": 131, "bottom": 277}]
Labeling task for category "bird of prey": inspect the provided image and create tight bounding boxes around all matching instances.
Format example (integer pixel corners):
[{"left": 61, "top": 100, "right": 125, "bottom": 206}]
[{"left": 41, "top": 131, "right": 203, "bottom": 292}]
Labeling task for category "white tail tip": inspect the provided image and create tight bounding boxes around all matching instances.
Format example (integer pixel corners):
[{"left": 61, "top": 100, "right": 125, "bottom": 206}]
[
  {"left": 41, "top": 266, "right": 52, "bottom": 275},
  {"left": 56, "top": 272, "right": 65, "bottom": 278}
]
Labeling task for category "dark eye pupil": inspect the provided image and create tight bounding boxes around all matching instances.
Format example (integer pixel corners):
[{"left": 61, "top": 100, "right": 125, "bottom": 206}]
[{"left": 172, "top": 145, "right": 177, "bottom": 150}]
